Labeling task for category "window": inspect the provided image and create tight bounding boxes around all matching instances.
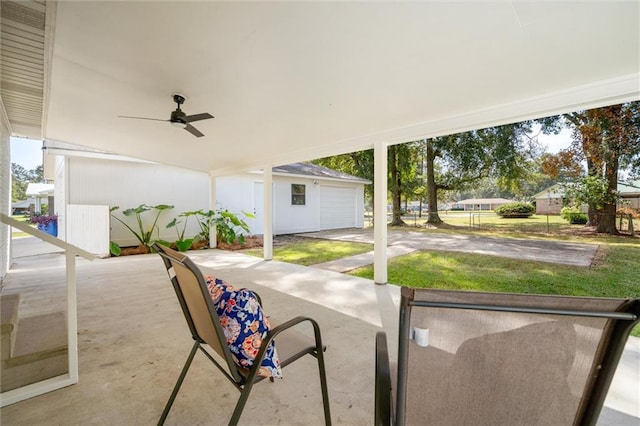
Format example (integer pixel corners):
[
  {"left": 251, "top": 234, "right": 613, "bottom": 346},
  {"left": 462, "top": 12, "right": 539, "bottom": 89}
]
[{"left": 291, "top": 184, "right": 306, "bottom": 205}]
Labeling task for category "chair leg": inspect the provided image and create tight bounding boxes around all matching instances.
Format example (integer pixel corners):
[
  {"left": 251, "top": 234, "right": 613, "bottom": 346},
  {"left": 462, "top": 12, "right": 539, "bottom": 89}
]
[
  {"left": 158, "top": 341, "right": 200, "bottom": 426},
  {"left": 316, "top": 346, "right": 332, "bottom": 426},
  {"left": 229, "top": 380, "right": 256, "bottom": 426}
]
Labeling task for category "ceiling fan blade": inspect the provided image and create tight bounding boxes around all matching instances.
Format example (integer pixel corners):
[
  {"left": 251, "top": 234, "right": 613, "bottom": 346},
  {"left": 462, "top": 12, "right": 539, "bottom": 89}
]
[
  {"left": 183, "top": 112, "right": 213, "bottom": 123},
  {"left": 118, "top": 115, "right": 168, "bottom": 122},
  {"left": 184, "top": 123, "right": 204, "bottom": 138}
]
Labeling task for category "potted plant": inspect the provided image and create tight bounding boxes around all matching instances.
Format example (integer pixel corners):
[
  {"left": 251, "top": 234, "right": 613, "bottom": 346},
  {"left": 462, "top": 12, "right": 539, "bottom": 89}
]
[{"left": 30, "top": 214, "right": 58, "bottom": 237}]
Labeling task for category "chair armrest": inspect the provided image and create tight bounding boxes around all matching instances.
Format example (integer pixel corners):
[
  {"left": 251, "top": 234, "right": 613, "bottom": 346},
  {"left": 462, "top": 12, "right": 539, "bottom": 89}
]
[
  {"left": 375, "top": 331, "right": 392, "bottom": 426},
  {"left": 265, "top": 316, "right": 326, "bottom": 352},
  {"left": 244, "top": 316, "right": 326, "bottom": 384}
]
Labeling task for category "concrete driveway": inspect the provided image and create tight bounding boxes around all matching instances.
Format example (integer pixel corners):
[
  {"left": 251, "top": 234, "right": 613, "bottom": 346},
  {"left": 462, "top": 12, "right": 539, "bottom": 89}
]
[{"left": 301, "top": 229, "right": 599, "bottom": 272}]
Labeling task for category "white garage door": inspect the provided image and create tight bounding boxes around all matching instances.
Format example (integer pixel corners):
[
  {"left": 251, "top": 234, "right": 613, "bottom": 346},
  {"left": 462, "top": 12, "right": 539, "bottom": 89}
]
[{"left": 320, "top": 186, "right": 356, "bottom": 229}]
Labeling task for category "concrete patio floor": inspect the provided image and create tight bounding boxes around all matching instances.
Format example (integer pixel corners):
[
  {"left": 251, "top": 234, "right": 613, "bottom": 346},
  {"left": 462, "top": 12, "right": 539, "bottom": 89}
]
[{"left": 1, "top": 237, "right": 638, "bottom": 425}]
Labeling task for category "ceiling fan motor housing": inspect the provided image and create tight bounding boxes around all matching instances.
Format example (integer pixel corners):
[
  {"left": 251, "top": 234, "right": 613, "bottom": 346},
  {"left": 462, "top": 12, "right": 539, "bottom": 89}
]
[{"left": 170, "top": 109, "right": 187, "bottom": 124}]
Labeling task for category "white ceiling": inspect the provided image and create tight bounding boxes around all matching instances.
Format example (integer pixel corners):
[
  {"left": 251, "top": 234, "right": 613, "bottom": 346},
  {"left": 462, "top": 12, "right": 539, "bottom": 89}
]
[{"left": 21, "top": 2, "right": 640, "bottom": 174}]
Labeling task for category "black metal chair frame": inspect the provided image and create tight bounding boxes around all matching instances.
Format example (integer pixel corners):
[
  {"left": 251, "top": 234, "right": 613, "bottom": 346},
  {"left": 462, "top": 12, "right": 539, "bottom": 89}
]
[
  {"left": 153, "top": 243, "right": 331, "bottom": 425},
  {"left": 376, "top": 286, "right": 640, "bottom": 426}
]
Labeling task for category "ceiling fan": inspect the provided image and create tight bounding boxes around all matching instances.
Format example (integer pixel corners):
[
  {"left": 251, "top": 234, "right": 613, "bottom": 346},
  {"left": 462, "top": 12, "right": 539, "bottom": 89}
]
[{"left": 119, "top": 94, "right": 213, "bottom": 137}]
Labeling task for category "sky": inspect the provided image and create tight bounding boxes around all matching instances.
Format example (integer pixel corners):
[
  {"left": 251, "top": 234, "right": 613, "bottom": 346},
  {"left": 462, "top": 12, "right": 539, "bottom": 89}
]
[
  {"left": 10, "top": 136, "right": 43, "bottom": 170},
  {"left": 10, "top": 129, "right": 573, "bottom": 171},
  {"left": 532, "top": 126, "right": 573, "bottom": 154}
]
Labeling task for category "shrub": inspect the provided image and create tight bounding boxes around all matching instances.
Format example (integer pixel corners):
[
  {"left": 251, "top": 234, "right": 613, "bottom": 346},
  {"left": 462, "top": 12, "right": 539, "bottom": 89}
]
[
  {"left": 494, "top": 202, "right": 534, "bottom": 218},
  {"left": 560, "top": 207, "right": 588, "bottom": 224}
]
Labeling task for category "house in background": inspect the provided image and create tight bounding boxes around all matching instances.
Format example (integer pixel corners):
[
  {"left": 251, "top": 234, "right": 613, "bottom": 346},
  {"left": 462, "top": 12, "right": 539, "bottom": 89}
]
[
  {"left": 217, "top": 163, "right": 369, "bottom": 236},
  {"left": 451, "top": 198, "right": 513, "bottom": 211},
  {"left": 44, "top": 143, "right": 369, "bottom": 257},
  {"left": 533, "top": 184, "right": 567, "bottom": 214},
  {"left": 11, "top": 199, "right": 34, "bottom": 216},
  {"left": 533, "top": 182, "right": 640, "bottom": 215},
  {"left": 619, "top": 181, "right": 640, "bottom": 210},
  {"left": 25, "top": 183, "right": 54, "bottom": 214}
]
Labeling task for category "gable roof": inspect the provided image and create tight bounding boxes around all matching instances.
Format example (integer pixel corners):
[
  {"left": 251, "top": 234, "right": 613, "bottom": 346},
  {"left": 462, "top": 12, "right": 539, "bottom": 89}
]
[{"left": 272, "top": 163, "right": 370, "bottom": 184}]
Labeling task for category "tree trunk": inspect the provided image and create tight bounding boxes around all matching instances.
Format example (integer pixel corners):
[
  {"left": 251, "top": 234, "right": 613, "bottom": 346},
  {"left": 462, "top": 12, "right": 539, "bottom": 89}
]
[
  {"left": 579, "top": 124, "right": 604, "bottom": 227},
  {"left": 425, "top": 139, "right": 442, "bottom": 224},
  {"left": 389, "top": 145, "right": 406, "bottom": 226},
  {"left": 596, "top": 154, "right": 619, "bottom": 234}
]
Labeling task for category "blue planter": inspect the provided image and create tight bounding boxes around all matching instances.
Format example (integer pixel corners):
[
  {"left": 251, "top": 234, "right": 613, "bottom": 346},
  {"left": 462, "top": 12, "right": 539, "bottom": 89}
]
[{"left": 38, "top": 220, "right": 58, "bottom": 237}]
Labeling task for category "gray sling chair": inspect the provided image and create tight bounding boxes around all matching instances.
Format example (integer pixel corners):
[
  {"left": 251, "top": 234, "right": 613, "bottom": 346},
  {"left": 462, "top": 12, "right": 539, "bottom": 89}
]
[
  {"left": 375, "top": 286, "right": 639, "bottom": 426},
  {"left": 153, "top": 243, "right": 331, "bottom": 425}
]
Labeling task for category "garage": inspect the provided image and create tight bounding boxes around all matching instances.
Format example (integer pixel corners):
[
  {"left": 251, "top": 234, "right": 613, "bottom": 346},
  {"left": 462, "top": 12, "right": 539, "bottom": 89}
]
[{"left": 320, "top": 186, "right": 357, "bottom": 229}]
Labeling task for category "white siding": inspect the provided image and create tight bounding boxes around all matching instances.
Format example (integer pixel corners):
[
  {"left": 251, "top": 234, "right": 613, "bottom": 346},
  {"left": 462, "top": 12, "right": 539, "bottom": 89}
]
[
  {"left": 67, "top": 205, "right": 110, "bottom": 257},
  {"left": 215, "top": 175, "right": 264, "bottom": 235},
  {"left": 66, "top": 157, "right": 209, "bottom": 247},
  {"left": 320, "top": 186, "right": 356, "bottom": 229},
  {"left": 56, "top": 158, "right": 367, "bottom": 247},
  {"left": 273, "top": 178, "right": 320, "bottom": 234},
  {"left": 0, "top": 116, "right": 10, "bottom": 282},
  {"left": 215, "top": 173, "right": 367, "bottom": 235}
]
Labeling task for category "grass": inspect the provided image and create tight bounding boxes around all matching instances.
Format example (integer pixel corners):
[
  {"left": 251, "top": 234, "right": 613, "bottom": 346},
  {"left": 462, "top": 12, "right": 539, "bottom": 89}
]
[
  {"left": 243, "top": 239, "right": 373, "bottom": 266},
  {"left": 348, "top": 241, "right": 640, "bottom": 336},
  {"left": 245, "top": 222, "right": 640, "bottom": 336},
  {"left": 348, "top": 244, "right": 639, "bottom": 298},
  {"left": 10, "top": 215, "right": 35, "bottom": 238}
]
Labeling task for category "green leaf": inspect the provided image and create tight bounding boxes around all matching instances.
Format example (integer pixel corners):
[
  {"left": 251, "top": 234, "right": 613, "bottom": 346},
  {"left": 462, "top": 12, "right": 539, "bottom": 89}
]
[
  {"left": 166, "top": 218, "right": 179, "bottom": 228},
  {"left": 109, "top": 241, "right": 122, "bottom": 256},
  {"left": 176, "top": 239, "right": 194, "bottom": 252},
  {"left": 152, "top": 204, "right": 174, "bottom": 211}
]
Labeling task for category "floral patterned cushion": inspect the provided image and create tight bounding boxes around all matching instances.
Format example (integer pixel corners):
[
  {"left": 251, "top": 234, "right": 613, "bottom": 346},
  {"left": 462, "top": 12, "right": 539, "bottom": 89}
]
[{"left": 205, "top": 276, "right": 282, "bottom": 379}]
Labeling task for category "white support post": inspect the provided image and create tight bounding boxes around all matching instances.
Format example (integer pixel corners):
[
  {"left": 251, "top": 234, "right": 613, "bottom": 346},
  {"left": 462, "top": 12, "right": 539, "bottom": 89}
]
[
  {"left": 209, "top": 174, "right": 217, "bottom": 248},
  {"left": 263, "top": 167, "right": 273, "bottom": 260},
  {"left": 66, "top": 252, "right": 79, "bottom": 383},
  {"left": 374, "top": 141, "right": 388, "bottom": 285}
]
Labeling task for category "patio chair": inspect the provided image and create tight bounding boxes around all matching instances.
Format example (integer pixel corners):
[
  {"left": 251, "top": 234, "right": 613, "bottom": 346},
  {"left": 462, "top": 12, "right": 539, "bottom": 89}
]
[
  {"left": 375, "top": 286, "right": 639, "bottom": 426},
  {"left": 153, "top": 243, "right": 331, "bottom": 425}
]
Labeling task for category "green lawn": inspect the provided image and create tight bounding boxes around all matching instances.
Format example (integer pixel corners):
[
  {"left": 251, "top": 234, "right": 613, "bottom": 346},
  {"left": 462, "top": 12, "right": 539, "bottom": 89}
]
[
  {"left": 348, "top": 243, "right": 639, "bottom": 299},
  {"left": 244, "top": 229, "right": 640, "bottom": 336},
  {"left": 243, "top": 239, "right": 373, "bottom": 266},
  {"left": 348, "top": 241, "right": 640, "bottom": 336}
]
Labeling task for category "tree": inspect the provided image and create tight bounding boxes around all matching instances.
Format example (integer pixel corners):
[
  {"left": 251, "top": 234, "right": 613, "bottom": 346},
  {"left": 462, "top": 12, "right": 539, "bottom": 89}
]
[
  {"left": 543, "top": 102, "right": 640, "bottom": 234},
  {"left": 388, "top": 142, "right": 421, "bottom": 226},
  {"left": 424, "top": 122, "right": 536, "bottom": 223},
  {"left": 313, "top": 144, "right": 422, "bottom": 227},
  {"left": 11, "top": 163, "right": 44, "bottom": 203},
  {"left": 312, "top": 150, "right": 374, "bottom": 201}
]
